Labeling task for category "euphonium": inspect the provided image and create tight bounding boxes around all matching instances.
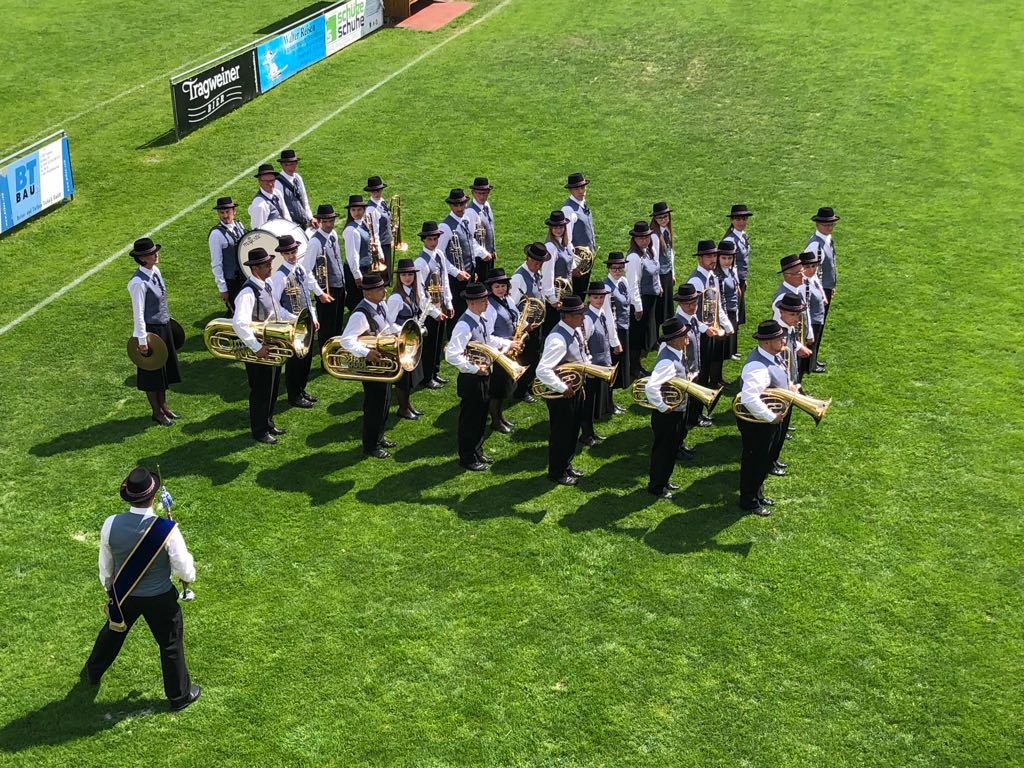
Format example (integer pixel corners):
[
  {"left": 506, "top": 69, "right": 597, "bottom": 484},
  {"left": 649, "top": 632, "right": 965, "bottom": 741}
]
[
  {"left": 731, "top": 387, "right": 832, "bottom": 425},
  {"left": 322, "top": 319, "right": 422, "bottom": 382},
  {"left": 204, "top": 309, "right": 313, "bottom": 367},
  {"left": 531, "top": 361, "right": 618, "bottom": 399},
  {"left": 572, "top": 244, "right": 594, "bottom": 275},
  {"left": 389, "top": 194, "right": 408, "bottom": 252},
  {"left": 466, "top": 341, "right": 527, "bottom": 382},
  {"left": 631, "top": 376, "right": 724, "bottom": 413}
]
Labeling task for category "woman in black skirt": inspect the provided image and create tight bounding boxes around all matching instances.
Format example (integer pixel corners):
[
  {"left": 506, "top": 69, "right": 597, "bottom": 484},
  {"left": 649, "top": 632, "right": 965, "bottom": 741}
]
[
  {"left": 484, "top": 269, "right": 518, "bottom": 433},
  {"left": 542, "top": 210, "right": 575, "bottom": 335},
  {"left": 385, "top": 259, "right": 426, "bottom": 421},
  {"left": 128, "top": 237, "right": 181, "bottom": 426},
  {"left": 603, "top": 253, "right": 631, "bottom": 415},
  {"left": 717, "top": 240, "right": 741, "bottom": 361},
  {"left": 625, "top": 221, "right": 661, "bottom": 377}
]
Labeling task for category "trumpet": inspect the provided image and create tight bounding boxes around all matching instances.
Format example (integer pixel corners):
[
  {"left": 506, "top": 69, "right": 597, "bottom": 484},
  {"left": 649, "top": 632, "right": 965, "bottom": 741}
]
[
  {"left": 731, "top": 387, "right": 832, "bottom": 424},
  {"left": 364, "top": 211, "right": 388, "bottom": 273},
  {"left": 204, "top": 309, "right": 313, "bottom": 367},
  {"left": 466, "top": 341, "right": 527, "bottom": 382},
  {"left": 531, "top": 361, "right": 618, "bottom": 399},
  {"left": 322, "top": 319, "right": 422, "bottom": 382},
  {"left": 631, "top": 376, "right": 724, "bottom": 413},
  {"left": 449, "top": 228, "right": 467, "bottom": 274},
  {"left": 572, "top": 244, "right": 594, "bottom": 275},
  {"left": 389, "top": 195, "right": 408, "bottom": 252},
  {"left": 314, "top": 254, "right": 329, "bottom": 298}
]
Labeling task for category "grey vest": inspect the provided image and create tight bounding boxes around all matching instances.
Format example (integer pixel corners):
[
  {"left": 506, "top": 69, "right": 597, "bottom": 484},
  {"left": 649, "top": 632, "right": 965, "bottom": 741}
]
[
  {"left": 551, "top": 241, "right": 573, "bottom": 279},
  {"left": 773, "top": 283, "right": 812, "bottom": 333},
  {"left": 276, "top": 263, "right": 309, "bottom": 315},
  {"left": 723, "top": 227, "right": 751, "bottom": 281},
  {"left": 585, "top": 307, "right": 612, "bottom": 366},
  {"left": 353, "top": 299, "right": 384, "bottom": 334},
  {"left": 689, "top": 269, "right": 718, "bottom": 320},
  {"left": 606, "top": 276, "right": 630, "bottom": 328},
  {"left": 133, "top": 269, "right": 170, "bottom": 325},
  {"left": 515, "top": 265, "right": 541, "bottom": 299},
  {"left": 312, "top": 230, "right": 344, "bottom": 288},
  {"left": 457, "top": 312, "right": 490, "bottom": 345},
  {"left": 677, "top": 312, "right": 702, "bottom": 375},
  {"left": 346, "top": 221, "right": 372, "bottom": 270},
  {"left": 807, "top": 232, "right": 836, "bottom": 290},
  {"left": 275, "top": 173, "right": 309, "bottom": 227},
  {"left": 394, "top": 287, "right": 419, "bottom": 323},
  {"left": 211, "top": 223, "right": 244, "bottom": 280},
  {"left": 443, "top": 213, "right": 475, "bottom": 272},
  {"left": 806, "top": 277, "right": 826, "bottom": 323},
  {"left": 636, "top": 249, "right": 661, "bottom": 296},
  {"left": 718, "top": 267, "right": 739, "bottom": 313},
  {"left": 468, "top": 200, "right": 495, "bottom": 253},
  {"left": 369, "top": 198, "right": 393, "bottom": 246},
  {"left": 256, "top": 190, "right": 284, "bottom": 221},
  {"left": 243, "top": 279, "right": 274, "bottom": 321},
  {"left": 654, "top": 344, "right": 689, "bottom": 410},
  {"left": 744, "top": 347, "right": 790, "bottom": 389},
  {"left": 489, "top": 296, "right": 518, "bottom": 338},
  {"left": 550, "top": 324, "right": 585, "bottom": 364},
  {"left": 564, "top": 198, "right": 596, "bottom": 250},
  {"left": 109, "top": 513, "right": 173, "bottom": 597},
  {"left": 656, "top": 226, "right": 674, "bottom": 275}
]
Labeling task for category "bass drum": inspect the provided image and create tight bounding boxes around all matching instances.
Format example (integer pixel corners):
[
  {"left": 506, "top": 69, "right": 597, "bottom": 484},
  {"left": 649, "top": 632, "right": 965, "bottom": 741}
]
[{"left": 238, "top": 218, "right": 310, "bottom": 279}]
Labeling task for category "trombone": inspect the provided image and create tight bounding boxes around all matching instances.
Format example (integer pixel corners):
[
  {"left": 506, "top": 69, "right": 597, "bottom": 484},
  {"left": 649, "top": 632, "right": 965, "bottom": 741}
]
[
  {"left": 389, "top": 194, "right": 408, "bottom": 252},
  {"left": 364, "top": 211, "right": 388, "bottom": 273}
]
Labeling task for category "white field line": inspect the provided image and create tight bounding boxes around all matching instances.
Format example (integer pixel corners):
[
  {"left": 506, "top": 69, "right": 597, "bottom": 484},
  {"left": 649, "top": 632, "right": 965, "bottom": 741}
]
[{"left": 0, "top": 0, "right": 513, "bottom": 338}]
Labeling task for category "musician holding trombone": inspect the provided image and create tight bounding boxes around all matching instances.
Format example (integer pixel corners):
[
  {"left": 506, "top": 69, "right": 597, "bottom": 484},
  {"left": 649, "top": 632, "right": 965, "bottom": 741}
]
[{"left": 644, "top": 317, "right": 692, "bottom": 500}]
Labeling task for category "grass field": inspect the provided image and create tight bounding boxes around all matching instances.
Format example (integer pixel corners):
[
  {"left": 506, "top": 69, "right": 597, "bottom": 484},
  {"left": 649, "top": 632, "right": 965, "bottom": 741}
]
[{"left": 1, "top": 0, "right": 1022, "bottom": 765}]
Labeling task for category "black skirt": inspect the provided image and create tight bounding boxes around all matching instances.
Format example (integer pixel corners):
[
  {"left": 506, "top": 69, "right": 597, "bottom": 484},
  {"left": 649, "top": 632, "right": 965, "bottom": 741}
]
[
  {"left": 641, "top": 293, "right": 660, "bottom": 351},
  {"left": 612, "top": 325, "right": 631, "bottom": 389},
  {"left": 396, "top": 357, "right": 424, "bottom": 392},
  {"left": 727, "top": 310, "right": 740, "bottom": 356},
  {"left": 488, "top": 364, "right": 514, "bottom": 401},
  {"left": 136, "top": 322, "right": 181, "bottom": 392}
]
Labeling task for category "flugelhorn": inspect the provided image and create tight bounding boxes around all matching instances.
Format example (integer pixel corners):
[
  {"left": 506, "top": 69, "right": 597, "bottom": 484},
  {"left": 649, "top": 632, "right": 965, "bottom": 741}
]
[
  {"left": 466, "top": 341, "right": 527, "bottom": 382},
  {"left": 389, "top": 194, "right": 408, "bottom": 252},
  {"left": 531, "top": 361, "right": 617, "bottom": 399},
  {"left": 204, "top": 309, "right": 313, "bottom": 367},
  {"left": 631, "top": 376, "right": 724, "bottom": 413},
  {"left": 731, "top": 387, "right": 831, "bottom": 425},
  {"left": 322, "top": 319, "right": 422, "bottom": 382}
]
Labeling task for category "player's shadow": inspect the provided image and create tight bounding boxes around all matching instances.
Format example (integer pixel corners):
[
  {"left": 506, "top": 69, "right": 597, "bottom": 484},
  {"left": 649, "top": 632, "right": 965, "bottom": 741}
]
[
  {"left": 0, "top": 677, "right": 162, "bottom": 752},
  {"left": 178, "top": 408, "right": 245, "bottom": 435},
  {"left": 172, "top": 356, "right": 247, "bottom": 403},
  {"left": 325, "top": 390, "right": 363, "bottom": 417},
  {"left": 256, "top": 448, "right": 359, "bottom": 506},
  {"left": 558, "top": 488, "right": 654, "bottom": 540},
  {"left": 356, "top": 459, "right": 462, "bottom": 507},
  {"left": 447, "top": 474, "right": 551, "bottom": 524},
  {"left": 137, "top": 435, "right": 251, "bottom": 486},
  {"left": 643, "top": 469, "right": 752, "bottom": 556},
  {"left": 29, "top": 417, "right": 151, "bottom": 457}
]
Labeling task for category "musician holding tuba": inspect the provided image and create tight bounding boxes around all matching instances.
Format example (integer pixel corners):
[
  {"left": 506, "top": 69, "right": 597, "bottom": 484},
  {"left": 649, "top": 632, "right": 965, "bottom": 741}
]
[
  {"left": 269, "top": 234, "right": 321, "bottom": 409},
  {"left": 445, "top": 283, "right": 521, "bottom": 472},
  {"left": 736, "top": 321, "right": 794, "bottom": 517},
  {"left": 386, "top": 259, "right": 427, "bottom": 420},
  {"left": 644, "top": 317, "right": 693, "bottom": 500},
  {"left": 413, "top": 221, "right": 453, "bottom": 390},
  {"left": 232, "top": 248, "right": 295, "bottom": 444},
  {"left": 364, "top": 176, "right": 394, "bottom": 281},
  {"left": 535, "top": 296, "right": 590, "bottom": 486},
  {"left": 339, "top": 273, "right": 400, "bottom": 459},
  {"left": 127, "top": 237, "right": 182, "bottom": 427}
]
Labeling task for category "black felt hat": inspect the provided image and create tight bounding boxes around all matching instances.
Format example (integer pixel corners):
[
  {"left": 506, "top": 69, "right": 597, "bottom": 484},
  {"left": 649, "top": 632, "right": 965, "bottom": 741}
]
[
  {"left": 559, "top": 295, "right": 585, "bottom": 313},
  {"left": 546, "top": 210, "right": 570, "bottom": 228},
  {"left": 243, "top": 247, "right": 273, "bottom": 267},
  {"left": 779, "top": 254, "right": 803, "bottom": 273},
  {"left": 586, "top": 281, "right": 610, "bottom": 295},
  {"left": 345, "top": 195, "right": 369, "bottom": 209},
  {"left": 605, "top": 251, "right": 626, "bottom": 267},
  {"left": 753, "top": 320, "right": 785, "bottom": 340},
  {"left": 694, "top": 239, "right": 718, "bottom": 256},
  {"left": 462, "top": 282, "right": 489, "bottom": 300},
  {"left": 395, "top": 258, "right": 417, "bottom": 274},
  {"left": 659, "top": 316, "right": 689, "bottom": 343},
  {"left": 799, "top": 250, "right": 820, "bottom": 265},
  {"left": 316, "top": 203, "right": 339, "bottom": 220},
  {"left": 364, "top": 175, "right": 386, "bottom": 191},
  {"left": 130, "top": 237, "right": 161, "bottom": 258},
  {"left": 418, "top": 221, "right": 443, "bottom": 239},
  {"left": 213, "top": 197, "right": 237, "bottom": 210},
  {"left": 811, "top": 207, "right": 839, "bottom": 223},
  {"left": 729, "top": 204, "right": 753, "bottom": 218},
  {"left": 485, "top": 268, "right": 511, "bottom": 285},
  {"left": 777, "top": 293, "right": 806, "bottom": 313},
  {"left": 278, "top": 149, "right": 300, "bottom": 163},
  {"left": 651, "top": 201, "right": 672, "bottom": 216},
  {"left": 470, "top": 177, "right": 493, "bottom": 191},
  {"left": 565, "top": 172, "right": 590, "bottom": 189},
  {"left": 445, "top": 188, "right": 469, "bottom": 205},
  {"left": 361, "top": 273, "right": 387, "bottom": 290},
  {"left": 120, "top": 466, "right": 159, "bottom": 504},
  {"left": 630, "top": 221, "right": 653, "bottom": 238},
  {"left": 254, "top": 163, "right": 277, "bottom": 178},
  {"left": 523, "top": 242, "right": 551, "bottom": 262},
  {"left": 717, "top": 240, "right": 737, "bottom": 255},
  {"left": 674, "top": 283, "right": 699, "bottom": 302},
  {"left": 275, "top": 234, "right": 300, "bottom": 253}
]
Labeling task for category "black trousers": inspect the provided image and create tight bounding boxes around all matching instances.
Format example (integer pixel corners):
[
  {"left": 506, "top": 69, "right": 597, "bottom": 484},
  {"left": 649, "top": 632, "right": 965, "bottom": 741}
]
[
  {"left": 245, "top": 362, "right": 280, "bottom": 437},
  {"left": 546, "top": 390, "right": 584, "bottom": 478},
  {"left": 641, "top": 293, "right": 660, "bottom": 352},
  {"left": 343, "top": 265, "right": 364, "bottom": 311},
  {"left": 769, "top": 408, "right": 793, "bottom": 466},
  {"left": 737, "top": 419, "right": 779, "bottom": 507},
  {"left": 513, "top": 328, "right": 541, "bottom": 399},
  {"left": 571, "top": 272, "right": 590, "bottom": 300},
  {"left": 457, "top": 372, "right": 490, "bottom": 463},
  {"left": 85, "top": 587, "right": 191, "bottom": 704},
  {"left": 737, "top": 279, "right": 748, "bottom": 325},
  {"left": 628, "top": 313, "right": 646, "bottom": 374},
  {"left": 285, "top": 345, "right": 313, "bottom": 401},
  {"left": 225, "top": 277, "right": 246, "bottom": 310},
  {"left": 650, "top": 408, "right": 687, "bottom": 491},
  {"left": 381, "top": 243, "right": 393, "bottom": 285},
  {"left": 422, "top": 315, "right": 445, "bottom": 384},
  {"left": 816, "top": 289, "right": 835, "bottom": 359},
  {"left": 656, "top": 274, "right": 674, "bottom": 328},
  {"left": 317, "top": 285, "right": 346, "bottom": 353},
  {"left": 448, "top": 277, "right": 469, "bottom": 332},
  {"left": 580, "top": 376, "right": 606, "bottom": 437},
  {"left": 475, "top": 255, "right": 492, "bottom": 284},
  {"left": 361, "top": 381, "right": 391, "bottom": 452},
  {"left": 810, "top": 321, "right": 824, "bottom": 368}
]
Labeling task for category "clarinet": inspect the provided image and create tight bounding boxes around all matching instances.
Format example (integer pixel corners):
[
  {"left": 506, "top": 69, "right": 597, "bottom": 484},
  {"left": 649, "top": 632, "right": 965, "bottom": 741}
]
[{"left": 154, "top": 466, "right": 195, "bottom": 602}]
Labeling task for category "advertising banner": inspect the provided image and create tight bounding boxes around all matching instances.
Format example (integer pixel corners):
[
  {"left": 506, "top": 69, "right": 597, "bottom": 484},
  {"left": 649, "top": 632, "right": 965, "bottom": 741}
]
[
  {"left": 325, "top": 0, "right": 384, "bottom": 56},
  {"left": 0, "top": 134, "right": 75, "bottom": 235},
  {"left": 257, "top": 16, "right": 328, "bottom": 93},
  {"left": 171, "top": 50, "right": 259, "bottom": 139}
]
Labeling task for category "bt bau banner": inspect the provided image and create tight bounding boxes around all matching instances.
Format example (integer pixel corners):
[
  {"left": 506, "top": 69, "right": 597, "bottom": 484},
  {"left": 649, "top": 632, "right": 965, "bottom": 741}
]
[
  {"left": 257, "top": 16, "right": 327, "bottom": 93},
  {"left": 0, "top": 133, "right": 74, "bottom": 235}
]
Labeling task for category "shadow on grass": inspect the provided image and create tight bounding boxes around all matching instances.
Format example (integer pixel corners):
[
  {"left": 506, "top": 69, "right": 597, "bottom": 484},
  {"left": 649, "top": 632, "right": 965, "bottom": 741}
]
[
  {"left": 138, "top": 435, "right": 251, "bottom": 485},
  {"left": 451, "top": 474, "right": 556, "bottom": 524},
  {"left": 0, "top": 677, "right": 162, "bottom": 752},
  {"left": 136, "top": 128, "right": 177, "bottom": 150},
  {"left": 356, "top": 460, "right": 461, "bottom": 507},
  {"left": 644, "top": 468, "right": 752, "bottom": 556},
  {"left": 172, "top": 356, "right": 247, "bottom": 403},
  {"left": 29, "top": 417, "right": 152, "bottom": 457},
  {"left": 256, "top": 448, "right": 359, "bottom": 506},
  {"left": 558, "top": 488, "right": 653, "bottom": 538}
]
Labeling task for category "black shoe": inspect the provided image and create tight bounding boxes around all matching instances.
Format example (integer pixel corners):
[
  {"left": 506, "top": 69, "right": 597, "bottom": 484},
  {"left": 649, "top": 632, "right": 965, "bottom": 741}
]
[
  {"left": 411, "top": 406, "right": 424, "bottom": 416},
  {"left": 459, "top": 460, "right": 488, "bottom": 472},
  {"left": 768, "top": 466, "right": 787, "bottom": 477},
  {"left": 579, "top": 435, "right": 597, "bottom": 448},
  {"left": 590, "top": 432, "right": 605, "bottom": 442},
  {"left": 567, "top": 466, "right": 585, "bottom": 479},
  {"left": 518, "top": 392, "right": 537, "bottom": 404},
  {"left": 611, "top": 404, "right": 626, "bottom": 415},
  {"left": 759, "top": 497, "right": 776, "bottom": 507},
  {"left": 269, "top": 425, "right": 287, "bottom": 436},
  {"left": 648, "top": 486, "right": 674, "bottom": 500},
  {"left": 784, "top": 432, "right": 793, "bottom": 441},
  {"left": 379, "top": 437, "right": 397, "bottom": 449},
  {"left": 677, "top": 446, "right": 695, "bottom": 461},
  {"left": 550, "top": 473, "right": 578, "bottom": 486},
  {"left": 425, "top": 379, "right": 444, "bottom": 390},
  {"left": 812, "top": 363, "right": 827, "bottom": 373},
  {"left": 289, "top": 398, "right": 314, "bottom": 409},
  {"left": 434, "top": 375, "right": 449, "bottom": 385},
  {"left": 730, "top": 353, "right": 741, "bottom": 361},
  {"left": 501, "top": 417, "right": 515, "bottom": 429},
  {"left": 491, "top": 421, "right": 512, "bottom": 434},
  {"left": 666, "top": 482, "right": 680, "bottom": 491},
  {"left": 477, "top": 453, "right": 495, "bottom": 465},
  {"left": 80, "top": 666, "right": 100, "bottom": 686},
  {"left": 171, "top": 684, "right": 202, "bottom": 712},
  {"left": 697, "top": 415, "right": 713, "bottom": 428},
  {"left": 752, "top": 505, "right": 772, "bottom": 517},
  {"left": 151, "top": 414, "right": 173, "bottom": 427},
  {"left": 774, "top": 460, "right": 788, "bottom": 470},
  {"left": 364, "top": 447, "right": 390, "bottom": 459},
  {"left": 254, "top": 433, "right": 278, "bottom": 445},
  {"left": 163, "top": 409, "right": 181, "bottom": 420},
  {"left": 398, "top": 409, "right": 420, "bottom": 420},
  {"left": 302, "top": 391, "right": 319, "bottom": 403}
]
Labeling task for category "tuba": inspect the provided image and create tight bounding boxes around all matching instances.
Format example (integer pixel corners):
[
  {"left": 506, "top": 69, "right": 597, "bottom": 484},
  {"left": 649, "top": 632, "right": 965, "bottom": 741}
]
[
  {"left": 204, "top": 309, "right": 313, "bottom": 367},
  {"left": 322, "top": 319, "right": 422, "bottom": 382},
  {"left": 389, "top": 194, "right": 408, "bottom": 252},
  {"left": 631, "top": 376, "right": 724, "bottom": 413},
  {"left": 572, "top": 244, "right": 594, "bottom": 275},
  {"left": 731, "top": 387, "right": 832, "bottom": 425},
  {"left": 466, "top": 341, "right": 527, "bottom": 382},
  {"left": 531, "top": 362, "right": 618, "bottom": 399}
]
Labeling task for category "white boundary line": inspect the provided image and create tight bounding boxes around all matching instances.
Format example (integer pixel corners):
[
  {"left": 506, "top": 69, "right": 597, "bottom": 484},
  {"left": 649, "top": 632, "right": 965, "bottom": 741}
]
[{"left": 0, "top": 0, "right": 512, "bottom": 337}]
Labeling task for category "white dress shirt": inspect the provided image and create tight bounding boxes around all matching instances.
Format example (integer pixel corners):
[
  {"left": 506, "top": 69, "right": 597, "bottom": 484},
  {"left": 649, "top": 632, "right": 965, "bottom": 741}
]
[
  {"left": 99, "top": 507, "right": 195, "bottom": 590},
  {"left": 645, "top": 344, "right": 685, "bottom": 413},
  {"left": 509, "top": 264, "right": 542, "bottom": 306},
  {"left": 582, "top": 302, "right": 620, "bottom": 350},
  {"left": 772, "top": 282, "right": 815, "bottom": 341},
  {"left": 209, "top": 221, "right": 247, "bottom": 292},
  {"left": 386, "top": 285, "right": 427, "bottom": 325},
  {"left": 343, "top": 220, "right": 373, "bottom": 282},
  {"left": 341, "top": 302, "right": 396, "bottom": 357},
  {"left": 543, "top": 241, "right": 573, "bottom": 306},
  {"left": 248, "top": 189, "right": 292, "bottom": 230},
  {"left": 304, "top": 227, "right": 342, "bottom": 284},
  {"left": 688, "top": 266, "right": 733, "bottom": 332},
  {"left": 740, "top": 348, "right": 785, "bottom": 422},
  {"left": 416, "top": 248, "right": 453, "bottom": 312},
  {"left": 445, "top": 310, "right": 511, "bottom": 373},
  {"left": 270, "top": 262, "right": 320, "bottom": 323},
  {"left": 128, "top": 265, "right": 164, "bottom": 344},
  {"left": 438, "top": 215, "right": 488, "bottom": 275},
  {"left": 623, "top": 252, "right": 645, "bottom": 312},
  {"left": 232, "top": 278, "right": 297, "bottom": 352},
  {"left": 536, "top": 321, "right": 588, "bottom": 394}
]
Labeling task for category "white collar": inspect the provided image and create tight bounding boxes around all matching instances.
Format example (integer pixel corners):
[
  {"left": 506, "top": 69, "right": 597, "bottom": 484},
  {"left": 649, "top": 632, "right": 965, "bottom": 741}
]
[
  {"left": 129, "top": 505, "right": 155, "bottom": 516},
  {"left": 757, "top": 347, "right": 778, "bottom": 364}
]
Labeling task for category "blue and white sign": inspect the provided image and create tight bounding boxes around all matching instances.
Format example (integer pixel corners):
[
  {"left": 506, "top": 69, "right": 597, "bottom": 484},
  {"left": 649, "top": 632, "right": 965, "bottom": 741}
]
[
  {"left": 0, "top": 133, "right": 74, "bottom": 235},
  {"left": 256, "top": 16, "right": 328, "bottom": 93}
]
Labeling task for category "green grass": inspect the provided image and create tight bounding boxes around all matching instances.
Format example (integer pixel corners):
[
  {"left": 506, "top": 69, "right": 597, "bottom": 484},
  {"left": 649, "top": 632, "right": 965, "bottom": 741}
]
[{"left": 1, "top": 0, "right": 1022, "bottom": 765}]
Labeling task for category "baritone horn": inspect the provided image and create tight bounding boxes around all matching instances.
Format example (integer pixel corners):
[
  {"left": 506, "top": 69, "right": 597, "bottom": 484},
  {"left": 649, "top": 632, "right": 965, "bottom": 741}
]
[
  {"left": 389, "top": 195, "right": 408, "bottom": 252},
  {"left": 531, "top": 362, "right": 617, "bottom": 398},
  {"left": 631, "top": 377, "right": 724, "bottom": 413},
  {"left": 322, "top": 319, "right": 422, "bottom": 382},
  {"left": 731, "top": 387, "right": 831, "bottom": 425},
  {"left": 203, "top": 309, "right": 313, "bottom": 367},
  {"left": 466, "top": 342, "right": 527, "bottom": 382}
]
